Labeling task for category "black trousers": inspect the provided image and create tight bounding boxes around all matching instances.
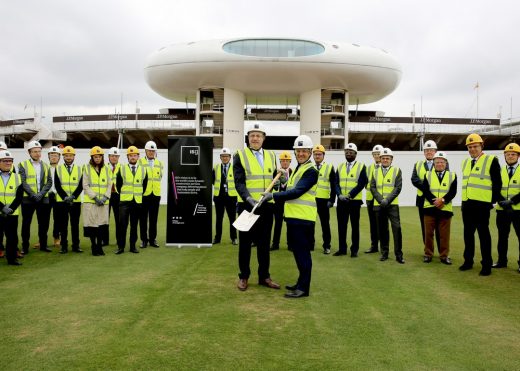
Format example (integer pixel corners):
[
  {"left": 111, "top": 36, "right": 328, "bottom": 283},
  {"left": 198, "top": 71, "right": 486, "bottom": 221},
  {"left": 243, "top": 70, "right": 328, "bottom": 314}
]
[
  {"left": 315, "top": 198, "right": 331, "bottom": 250},
  {"left": 0, "top": 215, "right": 18, "bottom": 262},
  {"left": 238, "top": 203, "right": 273, "bottom": 280},
  {"left": 49, "top": 193, "right": 60, "bottom": 240},
  {"left": 375, "top": 204, "right": 403, "bottom": 259},
  {"left": 214, "top": 195, "right": 237, "bottom": 242},
  {"left": 366, "top": 200, "right": 379, "bottom": 251},
  {"left": 271, "top": 199, "right": 285, "bottom": 247},
  {"left": 336, "top": 200, "right": 361, "bottom": 254},
  {"left": 57, "top": 202, "right": 81, "bottom": 250},
  {"left": 462, "top": 201, "right": 492, "bottom": 268},
  {"left": 119, "top": 201, "right": 141, "bottom": 250},
  {"left": 140, "top": 194, "right": 160, "bottom": 243},
  {"left": 107, "top": 192, "right": 120, "bottom": 245},
  {"left": 495, "top": 210, "right": 520, "bottom": 266},
  {"left": 21, "top": 202, "right": 51, "bottom": 252},
  {"left": 287, "top": 221, "right": 314, "bottom": 294}
]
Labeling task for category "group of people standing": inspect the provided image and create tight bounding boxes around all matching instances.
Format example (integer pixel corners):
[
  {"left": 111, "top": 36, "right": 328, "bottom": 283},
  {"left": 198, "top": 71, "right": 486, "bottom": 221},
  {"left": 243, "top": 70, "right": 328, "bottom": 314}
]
[{"left": 0, "top": 140, "right": 164, "bottom": 266}]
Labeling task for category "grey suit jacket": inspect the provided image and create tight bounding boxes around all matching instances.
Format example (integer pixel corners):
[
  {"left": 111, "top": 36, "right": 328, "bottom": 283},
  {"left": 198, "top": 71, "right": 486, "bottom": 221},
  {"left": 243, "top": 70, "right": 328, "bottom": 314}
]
[{"left": 18, "top": 160, "right": 53, "bottom": 204}]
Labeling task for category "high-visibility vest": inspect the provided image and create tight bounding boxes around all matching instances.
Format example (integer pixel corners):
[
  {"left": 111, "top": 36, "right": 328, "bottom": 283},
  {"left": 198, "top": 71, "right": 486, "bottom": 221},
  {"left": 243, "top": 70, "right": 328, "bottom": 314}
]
[
  {"left": 365, "top": 163, "right": 378, "bottom": 201},
  {"left": 108, "top": 162, "right": 121, "bottom": 194},
  {"left": 373, "top": 166, "right": 400, "bottom": 206},
  {"left": 337, "top": 161, "right": 364, "bottom": 201},
  {"left": 414, "top": 160, "right": 428, "bottom": 197},
  {"left": 236, "top": 148, "right": 277, "bottom": 202},
  {"left": 83, "top": 164, "right": 110, "bottom": 204},
  {"left": 213, "top": 163, "right": 237, "bottom": 197},
  {"left": 19, "top": 159, "right": 50, "bottom": 197},
  {"left": 0, "top": 172, "right": 21, "bottom": 216},
  {"left": 284, "top": 162, "right": 317, "bottom": 222},
  {"left": 424, "top": 170, "right": 456, "bottom": 212},
  {"left": 120, "top": 164, "right": 145, "bottom": 203},
  {"left": 56, "top": 164, "right": 82, "bottom": 202},
  {"left": 461, "top": 154, "right": 494, "bottom": 202},
  {"left": 139, "top": 157, "right": 163, "bottom": 196},
  {"left": 315, "top": 163, "right": 333, "bottom": 199},
  {"left": 497, "top": 165, "right": 520, "bottom": 210}
]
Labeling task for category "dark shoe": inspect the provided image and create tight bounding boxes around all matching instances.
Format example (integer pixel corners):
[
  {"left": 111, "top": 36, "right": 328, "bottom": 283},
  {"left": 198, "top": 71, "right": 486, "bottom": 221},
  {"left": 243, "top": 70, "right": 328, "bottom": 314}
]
[
  {"left": 323, "top": 248, "right": 331, "bottom": 255},
  {"left": 91, "top": 246, "right": 100, "bottom": 256},
  {"left": 98, "top": 247, "right": 105, "bottom": 256},
  {"left": 237, "top": 278, "right": 248, "bottom": 291},
  {"left": 440, "top": 258, "right": 452, "bottom": 265},
  {"left": 350, "top": 253, "right": 358, "bottom": 258},
  {"left": 492, "top": 262, "right": 507, "bottom": 268},
  {"left": 22, "top": 248, "right": 29, "bottom": 255},
  {"left": 396, "top": 257, "right": 405, "bottom": 264},
  {"left": 365, "top": 248, "right": 378, "bottom": 254},
  {"left": 285, "top": 284, "right": 297, "bottom": 291},
  {"left": 423, "top": 256, "right": 432, "bottom": 263},
  {"left": 8, "top": 261, "right": 22, "bottom": 266},
  {"left": 479, "top": 268, "right": 491, "bottom": 276},
  {"left": 140, "top": 241, "right": 148, "bottom": 248},
  {"left": 259, "top": 278, "right": 280, "bottom": 289},
  {"left": 459, "top": 263, "right": 473, "bottom": 271},
  {"left": 72, "top": 248, "right": 83, "bottom": 253},
  {"left": 102, "top": 241, "right": 109, "bottom": 247},
  {"left": 150, "top": 240, "right": 160, "bottom": 248},
  {"left": 130, "top": 248, "right": 139, "bottom": 254},
  {"left": 115, "top": 249, "right": 124, "bottom": 255},
  {"left": 284, "top": 289, "right": 308, "bottom": 298},
  {"left": 59, "top": 248, "right": 68, "bottom": 254},
  {"left": 231, "top": 239, "right": 238, "bottom": 245},
  {"left": 17, "top": 251, "right": 24, "bottom": 259},
  {"left": 333, "top": 251, "right": 347, "bottom": 256},
  {"left": 380, "top": 255, "right": 388, "bottom": 261},
  {"left": 40, "top": 247, "right": 52, "bottom": 252},
  {"left": 270, "top": 245, "right": 279, "bottom": 251},
  {"left": 212, "top": 238, "right": 220, "bottom": 245}
]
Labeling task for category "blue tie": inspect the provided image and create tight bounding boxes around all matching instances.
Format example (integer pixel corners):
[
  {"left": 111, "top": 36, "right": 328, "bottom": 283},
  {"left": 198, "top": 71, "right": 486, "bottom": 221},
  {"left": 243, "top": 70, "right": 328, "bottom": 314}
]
[{"left": 254, "top": 151, "right": 263, "bottom": 168}]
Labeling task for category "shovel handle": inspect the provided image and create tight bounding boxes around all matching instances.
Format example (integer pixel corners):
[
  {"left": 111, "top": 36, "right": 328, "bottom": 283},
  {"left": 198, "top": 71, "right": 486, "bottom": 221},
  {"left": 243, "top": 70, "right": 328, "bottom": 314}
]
[{"left": 251, "top": 171, "right": 283, "bottom": 213}]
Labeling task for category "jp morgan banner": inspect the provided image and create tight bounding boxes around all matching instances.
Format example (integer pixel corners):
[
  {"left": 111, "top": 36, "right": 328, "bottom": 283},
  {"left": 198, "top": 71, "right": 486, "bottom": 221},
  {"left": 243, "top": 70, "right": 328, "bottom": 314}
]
[{"left": 167, "top": 136, "right": 213, "bottom": 247}]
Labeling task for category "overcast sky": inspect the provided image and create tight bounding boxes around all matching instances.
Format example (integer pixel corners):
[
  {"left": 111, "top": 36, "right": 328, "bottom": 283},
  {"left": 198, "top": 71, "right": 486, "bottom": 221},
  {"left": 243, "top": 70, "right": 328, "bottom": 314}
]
[{"left": 1, "top": 0, "right": 518, "bottom": 122}]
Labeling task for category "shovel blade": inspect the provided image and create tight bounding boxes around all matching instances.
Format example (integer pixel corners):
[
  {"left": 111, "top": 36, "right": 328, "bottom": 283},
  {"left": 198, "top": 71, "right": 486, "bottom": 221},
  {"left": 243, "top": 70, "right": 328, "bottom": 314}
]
[{"left": 233, "top": 210, "right": 261, "bottom": 232}]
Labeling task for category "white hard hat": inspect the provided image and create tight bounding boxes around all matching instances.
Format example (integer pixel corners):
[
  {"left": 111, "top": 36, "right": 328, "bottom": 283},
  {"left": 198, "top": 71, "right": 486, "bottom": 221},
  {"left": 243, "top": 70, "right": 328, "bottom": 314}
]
[
  {"left": 48, "top": 146, "right": 61, "bottom": 154},
  {"left": 108, "top": 147, "right": 120, "bottom": 156},
  {"left": 0, "top": 150, "right": 14, "bottom": 160},
  {"left": 424, "top": 140, "right": 438, "bottom": 150},
  {"left": 0, "top": 141, "right": 7, "bottom": 150},
  {"left": 345, "top": 143, "right": 358, "bottom": 152},
  {"left": 372, "top": 144, "right": 383, "bottom": 153},
  {"left": 27, "top": 140, "right": 42, "bottom": 150},
  {"left": 293, "top": 135, "right": 313, "bottom": 149},
  {"left": 433, "top": 151, "right": 448, "bottom": 161},
  {"left": 220, "top": 147, "right": 231, "bottom": 156},
  {"left": 380, "top": 147, "right": 394, "bottom": 157},
  {"left": 145, "top": 141, "right": 158, "bottom": 151},
  {"left": 247, "top": 123, "right": 266, "bottom": 135}
]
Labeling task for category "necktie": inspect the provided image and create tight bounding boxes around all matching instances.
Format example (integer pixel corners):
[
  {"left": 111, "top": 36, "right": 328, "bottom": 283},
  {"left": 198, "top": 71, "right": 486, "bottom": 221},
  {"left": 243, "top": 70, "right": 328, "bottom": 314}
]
[
  {"left": 317, "top": 164, "right": 321, "bottom": 171},
  {"left": 437, "top": 172, "right": 443, "bottom": 181},
  {"left": 254, "top": 151, "right": 263, "bottom": 168},
  {"left": 509, "top": 166, "right": 514, "bottom": 179},
  {"left": 131, "top": 165, "right": 136, "bottom": 176},
  {"left": 383, "top": 167, "right": 388, "bottom": 176},
  {"left": 67, "top": 165, "right": 72, "bottom": 174},
  {"left": 347, "top": 162, "right": 351, "bottom": 174},
  {"left": 223, "top": 164, "right": 228, "bottom": 179},
  {"left": 471, "top": 159, "right": 476, "bottom": 169},
  {"left": 427, "top": 161, "right": 432, "bottom": 171}
]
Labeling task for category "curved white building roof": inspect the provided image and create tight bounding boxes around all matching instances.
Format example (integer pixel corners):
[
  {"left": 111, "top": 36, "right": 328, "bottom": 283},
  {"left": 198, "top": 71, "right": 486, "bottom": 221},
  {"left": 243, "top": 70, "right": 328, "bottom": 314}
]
[{"left": 144, "top": 38, "right": 402, "bottom": 105}]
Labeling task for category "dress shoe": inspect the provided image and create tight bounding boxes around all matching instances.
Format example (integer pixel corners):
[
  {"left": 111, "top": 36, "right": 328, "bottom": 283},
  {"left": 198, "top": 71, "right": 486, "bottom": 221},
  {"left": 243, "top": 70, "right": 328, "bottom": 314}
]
[
  {"left": 270, "top": 245, "right": 279, "bottom": 251},
  {"left": 41, "top": 247, "right": 52, "bottom": 252},
  {"left": 396, "top": 257, "right": 405, "bottom": 264},
  {"left": 54, "top": 238, "right": 61, "bottom": 247},
  {"left": 365, "top": 248, "right": 378, "bottom": 254},
  {"left": 350, "top": 252, "right": 358, "bottom": 258},
  {"left": 130, "top": 248, "right": 139, "bottom": 254},
  {"left": 22, "top": 248, "right": 29, "bottom": 255},
  {"left": 17, "top": 251, "right": 24, "bottom": 258},
  {"left": 72, "top": 248, "right": 83, "bottom": 253},
  {"left": 459, "top": 263, "right": 473, "bottom": 271},
  {"left": 323, "top": 248, "right": 331, "bottom": 255},
  {"left": 33, "top": 242, "right": 40, "bottom": 249},
  {"left": 440, "top": 257, "right": 452, "bottom": 265},
  {"left": 212, "top": 238, "right": 220, "bottom": 245},
  {"left": 423, "top": 256, "right": 432, "bottom": 263},
  {"left": 115, "top": 249, "right": 124, "bottom": 254},
  {"left": 333, "top": 251, "right": 347, "bottom": 256},
  {"left": 479, "top": 269, "right": 491, "bottom": 276},
  {"left": 237, "top": 278, "right": 248, "bottom": 291},
  {"left": 492, "top": 262, "right": 507, "bottom": 268},
  {"left": 259, "top": 278, "right": 280, "bottom": 289},
  {"left": 284, "top": 289, "right": 308, "bottom": 298},
  {"left": 59, "top": 248, "right": 68, "bottom": 254},
  {"left": 150, "top": 240, "right": 160, "bottom": 248},
  {"left": 8, "top": 261, "right": 22, "bottom": 266},
  {"left": 140, "top": 241, "right": 148, "bottom": 248},
  {"left": 380, "top": 255, "right": 388, "bottom": 261},
  {"left": 285, "top": 284, "right": 297, "bottom": 291},
  {"left": 231, "top": 239, "right": 238, "bottom": 245}
]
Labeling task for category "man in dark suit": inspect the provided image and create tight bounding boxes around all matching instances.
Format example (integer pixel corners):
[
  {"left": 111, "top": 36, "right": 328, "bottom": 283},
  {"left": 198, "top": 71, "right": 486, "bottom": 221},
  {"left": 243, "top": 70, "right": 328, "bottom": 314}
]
[
  {"left": 212, "top": 147, "right": 237, "bottom": 245},
  {"left": 270, "top": 151, "right": 292, "bottom": 251}
]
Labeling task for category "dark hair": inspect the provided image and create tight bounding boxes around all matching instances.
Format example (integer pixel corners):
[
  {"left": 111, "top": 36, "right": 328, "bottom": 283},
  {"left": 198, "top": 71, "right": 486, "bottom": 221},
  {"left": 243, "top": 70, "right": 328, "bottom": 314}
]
[{"left": 89, "top": 155, "right": 105, "bottom": 169}]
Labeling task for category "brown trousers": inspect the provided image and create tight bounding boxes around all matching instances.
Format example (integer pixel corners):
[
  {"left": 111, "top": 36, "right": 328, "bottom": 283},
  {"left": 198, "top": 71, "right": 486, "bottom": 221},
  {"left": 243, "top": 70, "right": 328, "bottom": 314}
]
[{"left": 424, "top": 214, "right": 451, "bottom": 258}]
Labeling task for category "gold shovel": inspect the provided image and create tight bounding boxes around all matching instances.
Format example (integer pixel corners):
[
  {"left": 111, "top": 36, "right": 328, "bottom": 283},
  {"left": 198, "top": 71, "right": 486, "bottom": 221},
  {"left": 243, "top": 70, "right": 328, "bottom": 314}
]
[{"left": 233, "top": 171, "right": 283, "bottom": 232}]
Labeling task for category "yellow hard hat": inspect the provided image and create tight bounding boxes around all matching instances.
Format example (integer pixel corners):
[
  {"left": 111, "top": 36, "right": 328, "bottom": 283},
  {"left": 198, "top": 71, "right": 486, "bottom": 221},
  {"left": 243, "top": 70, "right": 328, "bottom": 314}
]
[
  {"left": 62, "top": 146, "right": 76, "bottom": 155},
  {"left": 90, "top": 146, "right": 104, "bottom": 156},
  {"left": 313, "top": 144, "right": 326, "bottom": 153},
  {"left": 279, "top": 151, "right": 292, "bottom": 160},
  {"left": 465, "top": 133, "right": 483, "bottom": 146},
  {"left": 504, "top": 142, "right": 520, "bottom": 154},
  {"left": 127, "top": 146, "right": 139, "bottom": 155}
]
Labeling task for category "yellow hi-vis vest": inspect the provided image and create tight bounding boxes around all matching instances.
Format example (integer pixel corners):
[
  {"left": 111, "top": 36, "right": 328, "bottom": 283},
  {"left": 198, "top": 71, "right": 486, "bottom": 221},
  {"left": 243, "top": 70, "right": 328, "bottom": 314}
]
[
  {"left": 19, "top": 159, "right": 50, "bottom": 196},
  {"left": 284, "top": 162, "right": 317, "bottom": 222},
  {"left": 337, "top": 161, "right": 363, "bottom": 201},
  {"left": 365, "top": 163, "right": 379, "bottom": 201},
  {"left": 236, "top": 148, "right": 277, "bottom": 202},
  {"left": 373, "top": 166, "right": 400, "bottom": 206},
  {"left": 56, "top": 164, "right": 82, "bottom": 202},
  {"left": 83, "top": 165, "right": 110, "bottom": 204},
  {"left": 424, "top": 170, "right": 456, "bottom": 212},
  {"left": 139, "top": 157, "right": 163, "bottom": 196},
  {"left": 315, "top": 163, "right": 333, "bottom": 199},
  {"left": 213, "top": 163, "right": 238, "bottom": 197},
  {"left": 120, "top": 164, "right": 145, "bottom": 203},
  {"left": 414, "top": 160, "right": 428, "bottom": 197},
  {"left": 461, "top": 154, "right": 494, "bottom": 202},
  {"left": 107, "top": 162, "right": 121, "bottom": 194},
  {"left": 0, "top": 172, "right": 21, "bottom": 216},
  {"left": 497, "top": 165, "right": 520, "bottom": 210}
]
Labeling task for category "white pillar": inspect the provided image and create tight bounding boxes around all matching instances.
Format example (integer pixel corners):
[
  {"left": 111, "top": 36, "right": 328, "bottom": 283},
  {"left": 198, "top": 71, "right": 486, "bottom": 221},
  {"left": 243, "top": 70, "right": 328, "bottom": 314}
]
[
  {"left": 195, "top": 90, "right": 201, "bottom": 136},
  {"left": 223, "top": 88, "right": 245, "bottom": 151},
  {"left": 299, "top": 89, "right": 321, "bottom": 146},
  {"left": 344, "top": 90, "right": 349, "bottom": 147}
]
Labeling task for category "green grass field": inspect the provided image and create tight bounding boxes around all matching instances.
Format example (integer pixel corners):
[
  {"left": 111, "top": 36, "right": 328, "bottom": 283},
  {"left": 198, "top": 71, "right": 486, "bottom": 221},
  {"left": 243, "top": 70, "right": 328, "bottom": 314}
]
[{"left": 1, "top": 206, "right": 519, "bottom": 370}]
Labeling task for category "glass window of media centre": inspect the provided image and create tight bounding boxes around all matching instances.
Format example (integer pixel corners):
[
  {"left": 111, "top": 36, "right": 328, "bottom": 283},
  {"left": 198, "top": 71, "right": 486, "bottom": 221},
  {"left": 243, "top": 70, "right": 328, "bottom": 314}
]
[{"left": 223, "top": 39, "right": 325, "bottom": 57}]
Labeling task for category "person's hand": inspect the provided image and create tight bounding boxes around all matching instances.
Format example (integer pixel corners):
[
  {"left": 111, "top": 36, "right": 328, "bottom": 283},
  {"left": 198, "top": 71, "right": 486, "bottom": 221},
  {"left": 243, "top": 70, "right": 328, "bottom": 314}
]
[
  {"left": 258, "top": 192, "right": 273, "bottom": 207},
  {"left": 338, "top": 195, "right": 348, "bottom": 202},
  {"left": 380, "top": 199, "right": 389, "bottom": 207},
  {"left": 327, "top": 201, "right": 334, "bottom": 208},
  {"left": 246, "top": 196, "right": 257, "bottom": 208},
  {"left": 94, "top": 197, "right": 104, "bottom": 206},
  {"left": 32, "top": 193, "right": 43, "bottom": 202},
  {"left": 433, "top": 198, "right": 445, "bottom": 209},
  {"left": 1, "top": 206, "right": 13, "bottom": 215},
  {"left": 498, "top": 199, "right": 513, "bottom": 208},
  {"left": 101, "top": 195, "right": 109, "bottom": 203},
  {"left": 64, "top": 196, "right": 74, "bottom": 204}
]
